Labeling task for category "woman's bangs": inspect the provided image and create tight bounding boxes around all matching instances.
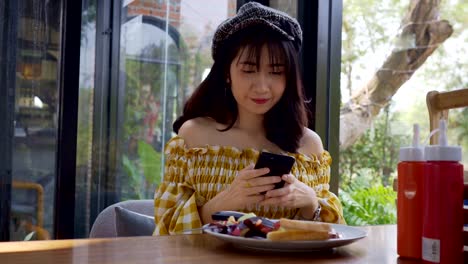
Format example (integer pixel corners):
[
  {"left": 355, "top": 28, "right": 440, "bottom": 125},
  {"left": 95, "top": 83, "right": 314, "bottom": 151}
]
[
  {"left": 235, "top": 37, "right": 289, "bottom": 70},
  {"left": 267, "top": 41, "right": 289, "bottom": 69}
]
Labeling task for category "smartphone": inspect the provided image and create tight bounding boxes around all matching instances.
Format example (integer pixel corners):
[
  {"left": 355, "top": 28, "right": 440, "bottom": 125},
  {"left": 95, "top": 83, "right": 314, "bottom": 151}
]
[
  {"left": 211, "top": 211, "right": 246, "bottom": 221},
  {"left": 254, "top": 152, "right": 296, "bottom": 191}
]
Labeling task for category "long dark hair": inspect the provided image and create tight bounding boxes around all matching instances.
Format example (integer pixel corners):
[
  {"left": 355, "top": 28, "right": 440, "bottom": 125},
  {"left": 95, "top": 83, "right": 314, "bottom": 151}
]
[{"left": 173, "top": 26, "right": 308, "bottom": 153}]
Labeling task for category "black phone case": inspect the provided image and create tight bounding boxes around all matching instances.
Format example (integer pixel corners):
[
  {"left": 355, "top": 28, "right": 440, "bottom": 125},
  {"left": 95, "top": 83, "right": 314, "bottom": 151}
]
[
  {"left": 211, "top": 211, "right": 245, "bottom": 221},
  {"left": 210, "top": 211, "right": 276, "bottom": 228},
  {"left": 254, "top": 152, "right": 296, "bottom": 190}
]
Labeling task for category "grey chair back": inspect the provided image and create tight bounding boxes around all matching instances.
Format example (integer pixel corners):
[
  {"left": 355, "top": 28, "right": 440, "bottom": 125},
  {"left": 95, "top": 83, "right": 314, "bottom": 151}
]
[{"left": 89, "top": 199, "right": 154, "bottom": 238}]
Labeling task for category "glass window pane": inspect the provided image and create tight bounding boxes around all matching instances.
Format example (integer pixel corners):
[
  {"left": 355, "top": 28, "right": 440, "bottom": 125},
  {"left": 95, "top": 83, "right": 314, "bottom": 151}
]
[
  {"left": 339, "top": 0, "right": 467, "bottom": 225},
  {"left": 117, "top": 0, "right": 234, "bottom": 200},
  {"left": 269, "top": 0, "right": 297, "bottom": 18},
  {"left": 75, "top": 0, "right": 96, "bottom": 238},
  {"left": 10, "top": 0, "right": 62, "bottom": 241}
]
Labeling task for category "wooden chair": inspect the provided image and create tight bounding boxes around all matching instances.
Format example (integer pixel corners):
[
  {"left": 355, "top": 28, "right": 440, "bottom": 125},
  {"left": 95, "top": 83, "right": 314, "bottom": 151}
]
[
  {"left": 11, "top": 180, "right": 49, "bottom": 240},
  {"left": 426, "top": 88, "right": 468, "bottom": 145},
  {"left": 12, "top": 180, "right": 44, "bottom": 229},
  {"left": 393, "top": 88, "right": 468, "bottom": 191},
  {"left": 426, "top": 88, "right": 468, "bottom": 182}
]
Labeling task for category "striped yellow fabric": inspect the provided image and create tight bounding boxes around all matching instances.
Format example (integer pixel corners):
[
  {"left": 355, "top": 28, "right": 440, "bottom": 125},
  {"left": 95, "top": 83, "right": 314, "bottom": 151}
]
[{"left": 154, "top": 136, "right": 345, "bottom": 235}]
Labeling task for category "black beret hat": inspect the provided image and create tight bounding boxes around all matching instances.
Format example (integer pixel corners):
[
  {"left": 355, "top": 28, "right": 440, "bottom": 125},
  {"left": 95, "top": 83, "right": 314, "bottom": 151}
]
[{"left": 211, "top": 2, "right": 302, "bottom": 60}]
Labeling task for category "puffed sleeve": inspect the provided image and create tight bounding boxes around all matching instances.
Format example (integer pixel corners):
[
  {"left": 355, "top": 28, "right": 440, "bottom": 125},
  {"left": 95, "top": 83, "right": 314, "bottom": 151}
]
[
  {"left": 153, "top": 138, "right": 202, "bottom": 235},
  {"left": 294, "top": 151, "right": 346, "bottom": 224}
]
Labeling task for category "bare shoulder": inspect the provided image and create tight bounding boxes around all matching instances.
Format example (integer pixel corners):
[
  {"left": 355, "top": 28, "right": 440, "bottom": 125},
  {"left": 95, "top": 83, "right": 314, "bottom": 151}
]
[
  {"left": 178, "top": 117, "right": 218, "bottom": 148},
  {"left": 298, "top": 127, "right": 325, "bottom": 156}
]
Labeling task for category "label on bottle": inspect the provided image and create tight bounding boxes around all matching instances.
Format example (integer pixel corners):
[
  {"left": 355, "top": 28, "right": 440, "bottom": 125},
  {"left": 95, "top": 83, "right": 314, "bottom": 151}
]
[{"left": 422, "top": 237, "right": 440, "bottom": 263}]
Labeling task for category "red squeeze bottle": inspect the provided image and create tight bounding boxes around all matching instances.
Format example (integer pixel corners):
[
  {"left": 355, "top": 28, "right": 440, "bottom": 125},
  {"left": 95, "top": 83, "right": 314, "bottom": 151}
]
[
  {"left": 422, "top": 120, "right": 464, "bottom": 264},
  {"left": 397, "top": 124, "right": 425, "bottom": 259}
]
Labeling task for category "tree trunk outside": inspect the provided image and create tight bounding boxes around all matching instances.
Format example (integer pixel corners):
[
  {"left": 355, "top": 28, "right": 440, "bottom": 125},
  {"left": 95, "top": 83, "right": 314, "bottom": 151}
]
[{"left": 339, "top": 0, "right": 453, "bottom": 149}]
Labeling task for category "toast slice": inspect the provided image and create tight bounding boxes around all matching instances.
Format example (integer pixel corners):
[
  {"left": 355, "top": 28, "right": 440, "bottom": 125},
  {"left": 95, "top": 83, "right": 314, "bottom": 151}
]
[
  {"left": 267, "top": 229, "right": 330, "bottom": 241},
  {"left": 278, "top": 218, "right": 332, "bottom": 233},
  {"left": 266, "top": 218, "right": 334, "bottom": 241}
]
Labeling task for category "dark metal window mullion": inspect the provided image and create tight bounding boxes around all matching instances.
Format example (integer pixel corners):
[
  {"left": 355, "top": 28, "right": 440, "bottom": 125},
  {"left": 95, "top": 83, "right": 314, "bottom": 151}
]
[
  {"left": 298, "top": 0, "right": 319, "bottom": 130},
  {"left": 54, "top": 0, "right": 83, "bottom": 239},
  {"left": 0, "top": 0, "right": 18, "bottom": 242},
  {"left": 298, "top": 0, "right": 342, "bottom": 194},
  {"left": 327, "top": 0, "right": 343, "bottom": 195},
  {"left": 314, "top": 0, "right": 330, "bottom": 147},
  {"left": 89, "top": 0, "right": 114, "bottom": 228},
  {"left": 108, "top": 0, "right": 123, "bottom": 209},
  {"left": 315, "top": 0, "right": 342, "bottom": 194}
]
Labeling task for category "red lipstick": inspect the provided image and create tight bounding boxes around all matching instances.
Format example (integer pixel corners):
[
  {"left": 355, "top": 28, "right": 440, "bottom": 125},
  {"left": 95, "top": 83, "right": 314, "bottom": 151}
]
[{"left": 252, "top": 98, "right": 269, "bottom": 104}]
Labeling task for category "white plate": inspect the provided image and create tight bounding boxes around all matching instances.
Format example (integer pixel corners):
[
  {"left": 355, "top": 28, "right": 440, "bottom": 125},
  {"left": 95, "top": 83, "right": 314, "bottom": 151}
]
[{"left": 203, "top": 224, "right": 367, "bottom": 252}]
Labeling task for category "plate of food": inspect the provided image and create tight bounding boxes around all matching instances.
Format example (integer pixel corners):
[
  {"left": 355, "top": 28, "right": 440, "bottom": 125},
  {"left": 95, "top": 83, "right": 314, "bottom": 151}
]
[{"left": 202, "top": 211, "right": 367, "bottom": 252}]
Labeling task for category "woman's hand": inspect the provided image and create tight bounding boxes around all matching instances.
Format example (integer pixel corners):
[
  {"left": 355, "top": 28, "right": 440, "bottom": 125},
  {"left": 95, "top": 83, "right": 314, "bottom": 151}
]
[
  {"left": 220, "top": 164, "right": 281, "bottom": 209},
  {"left": 259, "top": 174, "right": 319, "bottom": 219},
  {"left": 199, "top": 164, "right": 282, "bottom": 224}
]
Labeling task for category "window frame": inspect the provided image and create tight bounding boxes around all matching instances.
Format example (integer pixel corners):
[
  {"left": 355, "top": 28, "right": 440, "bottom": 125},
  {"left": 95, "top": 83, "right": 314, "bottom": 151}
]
[
  {"left": 299, "top": 0, "right": 342, "bottom": 194},
  {"left": 88, "top": 0, "right": 122, "bottom": 232},
  {"left": 0, "top": 0, "right": 83, "bottom": 240},
  {"left": 0, "top": 0, "right": 18, "bottom": 242},
  {"left": 0, "top": 0, "right": 343, "bottom": 240},
  {"left": 54, "top": 0, "right": 83, "bottom": 239}
]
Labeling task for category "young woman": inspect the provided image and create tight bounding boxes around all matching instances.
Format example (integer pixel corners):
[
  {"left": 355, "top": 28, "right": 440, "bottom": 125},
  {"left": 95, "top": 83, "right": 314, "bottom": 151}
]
[{"left": 154, "top": 2, "right": 345, "bottom": 235}]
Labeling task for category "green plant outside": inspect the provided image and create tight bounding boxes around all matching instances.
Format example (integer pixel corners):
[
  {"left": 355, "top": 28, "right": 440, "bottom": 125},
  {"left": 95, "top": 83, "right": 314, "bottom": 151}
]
[
  {"left": 340, "top": 185, "right": 397, "bottom": 226},
  {"left": 121, "top": 140, "right": 162, "bottom": 200},
  {"left": 339, "top": 106, "right": 405, "bottom": 225}
]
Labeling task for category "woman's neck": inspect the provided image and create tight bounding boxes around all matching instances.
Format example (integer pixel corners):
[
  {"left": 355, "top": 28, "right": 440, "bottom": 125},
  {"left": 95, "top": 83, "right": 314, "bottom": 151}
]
[{"left": 234, "top": 110, "right": 265, "bottom": 137}]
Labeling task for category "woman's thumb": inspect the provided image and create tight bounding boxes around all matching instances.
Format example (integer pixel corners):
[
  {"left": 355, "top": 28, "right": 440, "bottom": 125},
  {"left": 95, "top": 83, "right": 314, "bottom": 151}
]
[{"left": 282, "top": 174, "right": 295, "bottom": 183}]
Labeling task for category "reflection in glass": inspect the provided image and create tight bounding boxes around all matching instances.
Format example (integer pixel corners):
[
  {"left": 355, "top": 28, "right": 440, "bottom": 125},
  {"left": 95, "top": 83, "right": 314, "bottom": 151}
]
[
  {"left": 270, "top": 0, "right": 297, "bottom": 18},
  {"left": 10, "top": 0, "right": 62, "bottom": 241},
  {"left": 75, "top": 0, "right": 96, "bottom": 238},
  {"left": 117, "top": 0, "right": 233, "bottom": 200}
]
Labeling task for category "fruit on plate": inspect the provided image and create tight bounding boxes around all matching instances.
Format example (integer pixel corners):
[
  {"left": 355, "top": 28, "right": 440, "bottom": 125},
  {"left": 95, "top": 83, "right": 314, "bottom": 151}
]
[
  {"left": 206, "top": 212, "right": 341, "bottom": 241},
  {"left": 206, "top": 212, "right": 278, "bottom": 239}
]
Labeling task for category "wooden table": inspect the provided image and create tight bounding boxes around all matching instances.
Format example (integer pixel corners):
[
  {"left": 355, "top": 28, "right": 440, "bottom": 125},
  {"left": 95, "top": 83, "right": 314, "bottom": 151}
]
[{"left": 0, "top": 225, "right": 442, "bottom": 264}]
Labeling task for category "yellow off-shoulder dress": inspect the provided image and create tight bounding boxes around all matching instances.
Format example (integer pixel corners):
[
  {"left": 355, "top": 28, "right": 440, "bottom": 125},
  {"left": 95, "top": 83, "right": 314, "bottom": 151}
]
[{"left": 153, "top": 136, "right": 345, "bottom": 235}]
